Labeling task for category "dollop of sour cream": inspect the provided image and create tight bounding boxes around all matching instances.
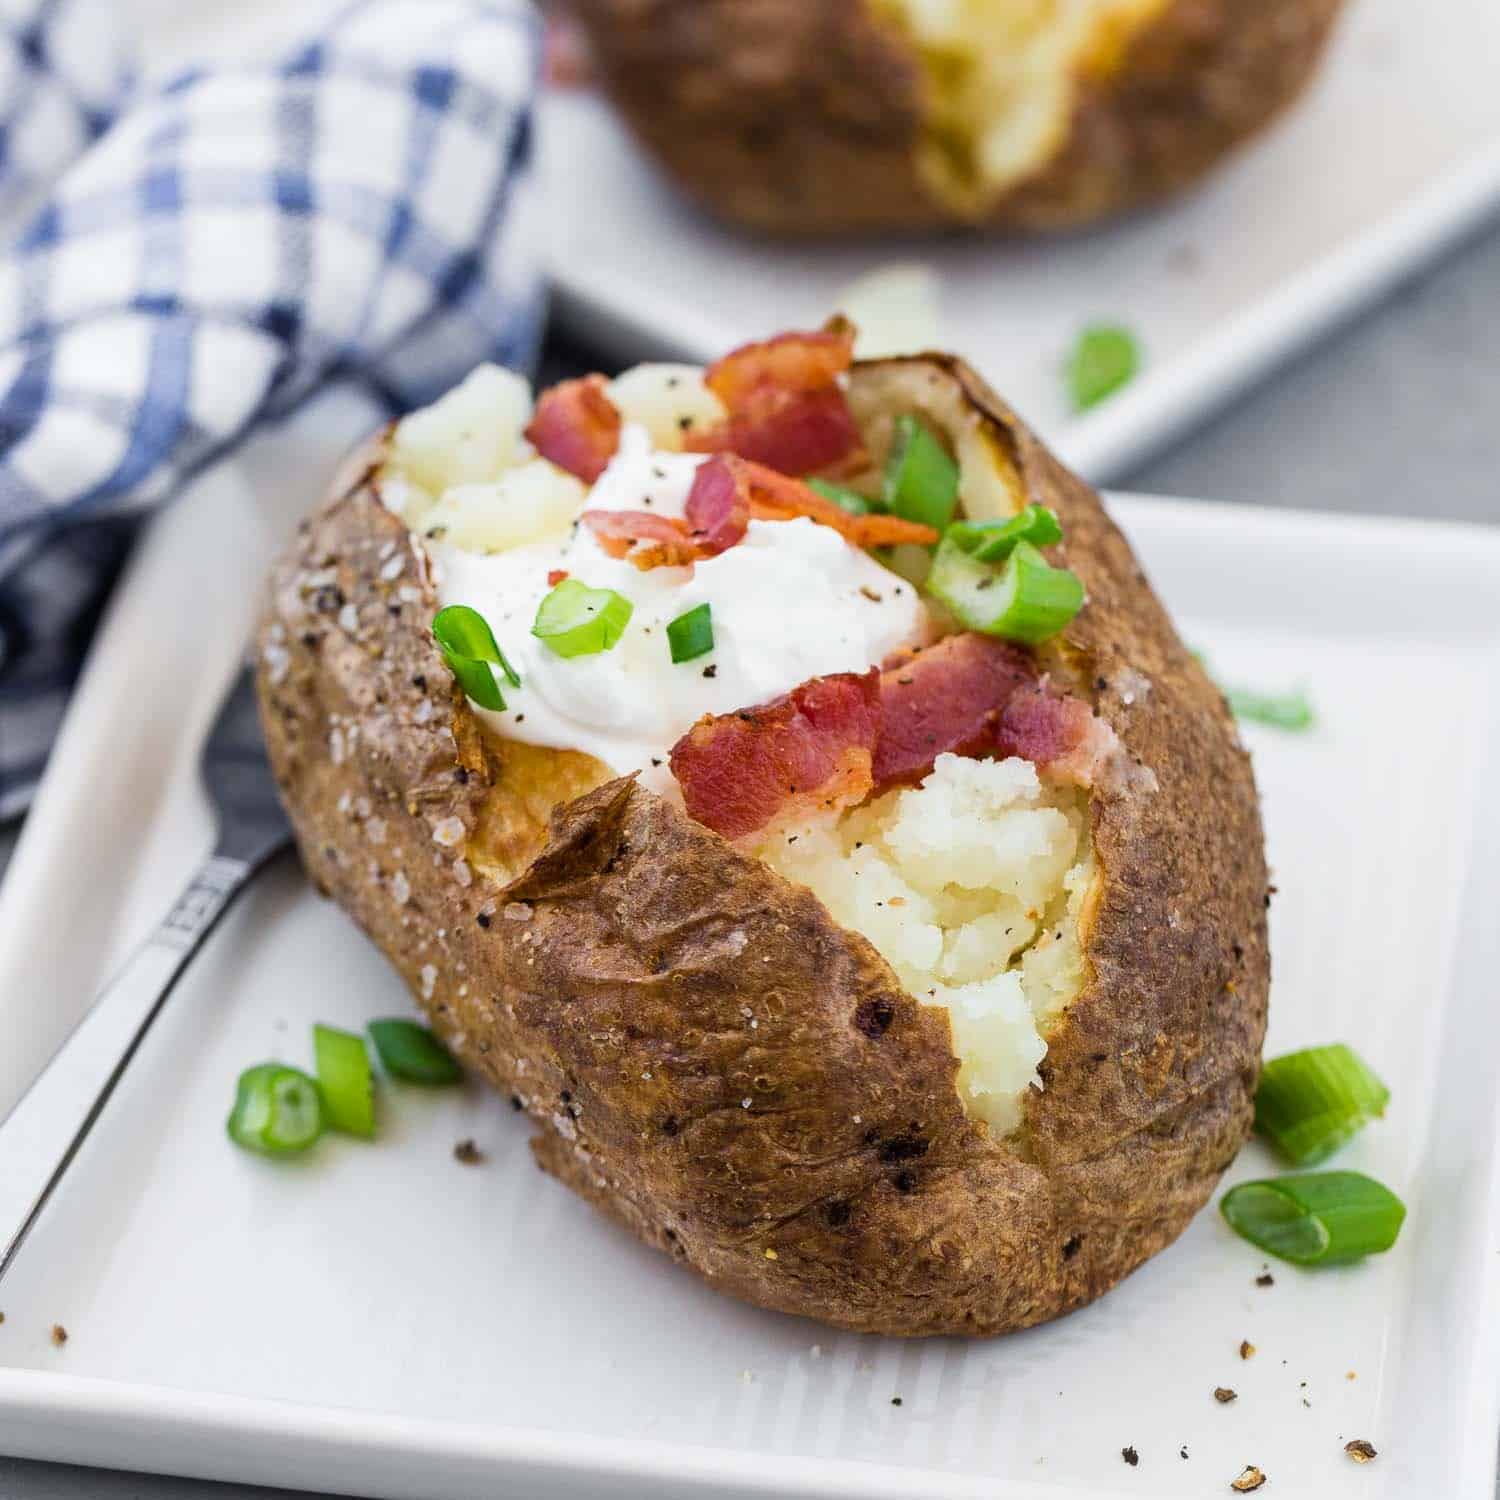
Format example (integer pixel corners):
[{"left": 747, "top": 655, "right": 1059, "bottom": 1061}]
[{"left": 429, "top": 424, "right": 929, "bottom": 793}]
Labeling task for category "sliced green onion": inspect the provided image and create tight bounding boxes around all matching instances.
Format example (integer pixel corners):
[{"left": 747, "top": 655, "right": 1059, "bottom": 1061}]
[
  {"left": 1067, "top": 324, "right": 1140, "bottom": 412},
  {"left": 313, "top": 1023, "right": 375, "bottom": 1139},
  {"left": 226, "top": 1064, "right": 324, "bottom": 1156},
  {"left": 531, "top": 578, "right": 634, "bottom": 659},
  {"left": 1221, "top": 1172, "right": 1405, "bottom": 1266},
  {"left": 1255, "top": 1044, "right": 1388, "bottom": 1166},
  {"left": 432, "top": 604, "right": 519, "bottom": 711},
  {"left": 666, "top": 602, "right": 714, "bottom": 664},
  {"left": 368, "top": 1019, "right": 463, "bottom": 1085},
  {"left": 926, "top": 537, "right": 1084, "bottom": 643},
  {"left": 945, "top": 504, "right": 1062, "bottom": 562},
  {"left": 807, "top": 478, "right": 875, "bottom": 517},
  {"left": 1224, "top": 685, "right": 1315, "bottom": 732},
  {"left": 883, "top": 414, "right": 960, "bottom": 531}
]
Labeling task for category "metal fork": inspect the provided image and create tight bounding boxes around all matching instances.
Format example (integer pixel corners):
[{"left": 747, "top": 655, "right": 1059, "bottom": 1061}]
[{"left": 0, "top": 666, "right": 291, "bottom": 1281}]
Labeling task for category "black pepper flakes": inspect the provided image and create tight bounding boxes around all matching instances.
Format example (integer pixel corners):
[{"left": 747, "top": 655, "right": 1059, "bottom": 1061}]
[
  {"left": 1255, "top": 1271, "right": 1275, "bottom": 1287},
  {"left": 476, "top": 911, "right": 492, "bottom": 928},
  {"left": 50, "top": 1324, "right": 67, "bottom": 1347},
  {"left": 1179, "top": 1446, "right": 1189, "bottom": 1461},
  {"left": 702, "top": 664, "right": 717, "bottom": 679},
  {"left": 1239, "top": 1340, "right": 1255, "bottom": 1360},
  {"left": 1344, "top": 1439, "right": 1377, "bottom": 1464},
  {"left": 453, "top": 1139, "right": 484, "bottom": 1165},
  {"left": 1121, "top": 1446, "right": 1139, "bottom": 1468},
  {"left": 1230, "top": 1466, "right": 1266, "bottom": 1493},
  {"left": 510, "top": 1095, "right": 523, "bottom": 1111},
  {"left": 890, "top": 1396, "right": 902, "bottom": 1407},
  {"left": 1214, "top": 1387, "right": 1237, "bottom": 1404}
]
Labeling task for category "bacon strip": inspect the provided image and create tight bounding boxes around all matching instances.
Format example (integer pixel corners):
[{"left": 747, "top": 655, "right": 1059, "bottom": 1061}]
[
  {"left": 670, "top": 635, "right": 1116, "bottom": 838},
  {"left": 526, "top": 375, "right": 621, "bottom": 484},
  {"left": 669, "top": 671, "right": 880, "bottom": 841},
  {"left": 581, "top": 510, "right": 702, "bottom": 570},
  {"left": 741, "top": 461, "right": 939, "bottom": 548},
  {"left": 872, "top": 634, "right": 1039, "bottom": 793},
  {"left": 683, "top": 454, "right": 750, "bottom": 555},
  {"left": 994, "top": 683, "right": 1119, "bottom": 787},
  {"left": 688, "top": 329, "right": 867, "bottom": 477}
]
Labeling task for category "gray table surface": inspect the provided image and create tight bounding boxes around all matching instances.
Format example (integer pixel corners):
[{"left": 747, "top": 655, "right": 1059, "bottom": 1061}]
[{"left": 1, "top": 212, "right": 1497, "bottom": 1499}]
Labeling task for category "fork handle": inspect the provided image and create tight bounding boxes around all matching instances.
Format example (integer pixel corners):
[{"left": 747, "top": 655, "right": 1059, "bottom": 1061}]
[{"left": 0, "top": 853, "right": 250, "bottom": 1283}]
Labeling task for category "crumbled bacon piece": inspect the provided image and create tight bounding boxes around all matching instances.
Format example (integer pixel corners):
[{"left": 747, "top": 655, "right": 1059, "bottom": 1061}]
[
  {"left": 525, "top": 375, "right": 621, "bottom": 483},
  {"left": 872, "top": 634, "right": 1039, "bottom": 792},
  {"left": 870, "top": 633, "right": 1118, "bottom": 792},
  {"left": 683, "top": 454, "right": 751, "bottom": 554},
  {"left": 994, "top": 682, "right": 1119, "bottom": 786},
  {"left": 741, "top": 461, "right": 938, "bottom": 548},
  {"left": 669, "top": 671, "right": 880, "bottom": 840},
  {"left": 688, "top": 329, "right": 867, "bottom": 477},
  {"left": 581, "top": 510, "right": 701, "bottom": 570}
]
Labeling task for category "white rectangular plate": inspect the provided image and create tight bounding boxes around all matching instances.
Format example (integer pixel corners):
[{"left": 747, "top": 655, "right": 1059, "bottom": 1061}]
[
  {"left": 1, "top": 470, "right": 1498, "bottom": 1499},
  {"left": 540, "top": 0, "right": 1500, "bottom": 482}
]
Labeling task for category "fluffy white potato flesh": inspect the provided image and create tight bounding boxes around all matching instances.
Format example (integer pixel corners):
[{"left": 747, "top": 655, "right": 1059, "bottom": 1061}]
[
  {"left": 418, "top": 461, "right": 586, "bottom": 553},
  {"left": 390, "top": 363, "right": 534, "bottom": 500},
  {"left": 606, "top": 363, "right": 726, "bottom": 451},
  {"left": 759, "top": 754, "right": 1093, "bottom": 1135}
]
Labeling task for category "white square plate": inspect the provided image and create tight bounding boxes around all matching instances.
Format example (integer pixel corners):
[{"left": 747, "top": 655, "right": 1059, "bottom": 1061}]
[
  {"left": 540, "top": 0, "right": 1500, "bottom": 482},
  {"left": 0, "top": 443, "right": 1497, "bottom": 1498}
]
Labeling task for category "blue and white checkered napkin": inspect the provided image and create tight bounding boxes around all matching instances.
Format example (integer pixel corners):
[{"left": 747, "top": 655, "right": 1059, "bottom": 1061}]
[{"left": 0, "top": 0, "right": 543, "bottom": 818}]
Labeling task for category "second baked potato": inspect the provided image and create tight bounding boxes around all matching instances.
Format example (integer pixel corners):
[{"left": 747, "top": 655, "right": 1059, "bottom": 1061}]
[{"left": 568, "top": 0, "right": 1346, "bottom": 234}]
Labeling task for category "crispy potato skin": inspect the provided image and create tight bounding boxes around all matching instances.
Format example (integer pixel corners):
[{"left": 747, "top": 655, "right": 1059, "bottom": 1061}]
[
  {"left": 568, "top": 0, "right": 1345, "bottom": 234},
  {"left": 256, "top": 359, "right": 1268, "bottom": 1336}
]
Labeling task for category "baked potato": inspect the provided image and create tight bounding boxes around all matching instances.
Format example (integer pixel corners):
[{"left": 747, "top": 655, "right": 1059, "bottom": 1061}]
[
  {"left": 565, "top": 0, "right": 1346, "bottom": 234},
  {"left": 256, "top": 328, "right": 1269, "bottom": 1336}
]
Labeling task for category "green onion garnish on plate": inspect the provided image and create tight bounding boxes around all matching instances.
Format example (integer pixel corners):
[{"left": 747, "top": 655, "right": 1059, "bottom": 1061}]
[
  {"left": 1254, "top": 1044, "right": 1389, "bottom": 1166},
  {"left": 1066, "top": 324, "right": 1140, "bottom": 412},
  {"left": 226, "top": 1064, "right": 325, "bottom": 1155},
  {"left": 1220, "top": 1172, "right": 1405, "bottom": 1266},
  {"left": 532, "top": 578, "right": 634, "bottom": 659},
  {"left": 807, "top": 478, "right": 876, "bottom": 517},
  {"left": 368, "top": 1019, "right": 463, "bottom": 1085},
  {"left": 1224, "top": 685, "right": 1315, "bottom": 732},
  {"left": 666, "top": 602, "right": 714, "bottom": 664},
  {"left": 883, "top": 414, "right": 959, "bottom": 531},
  {"left": 945, "top": 503, "right": 1063, "bottom": 563},
  {"left": 432, "top": 604, "right": 518, "bottom": 711},
  {"left": 313, "top": 1024, "right": 376, "bottom": 1139},
  {"left": 926, "top": 536, "right": 1084, "bottom": 644}
]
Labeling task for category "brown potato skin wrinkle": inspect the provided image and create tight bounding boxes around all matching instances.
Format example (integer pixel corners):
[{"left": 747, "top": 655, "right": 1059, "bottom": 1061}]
[
  {"left": 256, "top": 356, "right": 1268, "bottom": 1337},
  {"left": 567, "top": 0, "right": 1346, "bottom": 235}
]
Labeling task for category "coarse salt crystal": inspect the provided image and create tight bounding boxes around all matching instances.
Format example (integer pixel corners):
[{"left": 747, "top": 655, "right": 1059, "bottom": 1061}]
[
  {"left": 338, "top": 602, "right": 359, "bottom": 635},
  {"left": 329, "top": 727, "right": 346, "bottom": 764},
  {"left": 453, "top": 859, "right": 472, "bottom": 887},
  {"left": 366, "top": 818, "right": 386, "bottom": 845},
  {"left": 379, "top": 554, "right": 405, "bottom": 582},
  {"left": 504, "top": 901, "right": 533, "bottom": 922},
  {"left": 432, "top": 816, "right": 465, "bottom": 847},
  {"left": 262, "top": 642, "right": 290, "bottom": 685},
  {"left": 391, "top": 870, "right": 411, "bottom": 905},
  {"left": 420, "top": 964, "right": 437, "bottom": 999},
  {"left": 413, "top": 698, "right": 434, "bottom": 725},
  {"left": 337, "top": 791, "right": 353, "bottom": 815}
]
